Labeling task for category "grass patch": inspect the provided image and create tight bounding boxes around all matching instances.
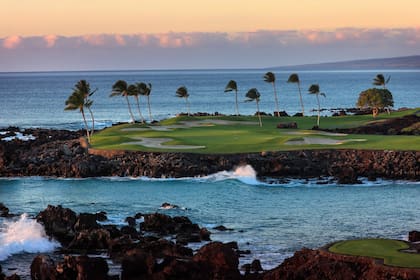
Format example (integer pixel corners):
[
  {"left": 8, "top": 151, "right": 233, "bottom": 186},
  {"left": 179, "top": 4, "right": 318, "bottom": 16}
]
[
  {"left": 91, "top": 108, "right": 420, "bottom": 153},
  {"left": 329, "top": 239, "right": 420, "bottom": 268}
]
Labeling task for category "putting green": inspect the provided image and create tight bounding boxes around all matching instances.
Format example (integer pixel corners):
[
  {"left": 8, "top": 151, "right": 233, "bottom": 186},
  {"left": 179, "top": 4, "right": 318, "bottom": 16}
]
[{"left": 329, "top": 239, "right": 420, "bottom": 268}]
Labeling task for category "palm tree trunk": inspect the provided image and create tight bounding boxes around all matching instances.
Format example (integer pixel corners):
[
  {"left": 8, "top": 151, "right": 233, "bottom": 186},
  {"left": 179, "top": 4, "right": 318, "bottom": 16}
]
[
  {"left": 147, "top": 96, "right": 152, "bottom": 121},
  {"left": 316, "top": 94, "right": 321, "bottom": 127},
  {"left": 235, "top": 89, "right": 239, "bottom": 116},
  {"left": 256, "top": 100, "right": 262, "bottom": 127},
  {"left": 81, "top": 109, "right": 91, "bottom": 143},
  {"left": 87, "top": 107, "right": 95, "bottom": 136},
  {"left": 134, "top": 96, "right": 145, "bottom": 122},
  {"left": 125, "top": 96, "right": 136, "bottom": 122},
  {"left": 298, "top": 83, "right": 305, "bottom": 116},
  {"left": 272, "top": 82, "right": 280, "bottom": 116},
  {"left": 186, "top": 98, "right": 190, "bottom": 116}
]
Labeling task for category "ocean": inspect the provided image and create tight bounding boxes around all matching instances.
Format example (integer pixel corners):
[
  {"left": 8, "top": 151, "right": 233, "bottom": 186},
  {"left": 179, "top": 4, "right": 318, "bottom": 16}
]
[
  {"left": 0, "top": 69, "right": 420, "bottom": 278},
  {"left": 1, "top": 69, "right": 419, "bottom": 129}
]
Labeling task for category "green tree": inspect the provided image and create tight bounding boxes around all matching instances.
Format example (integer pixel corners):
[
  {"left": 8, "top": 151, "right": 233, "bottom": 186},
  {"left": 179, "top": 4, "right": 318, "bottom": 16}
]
[
  {"left": 245, "top": 88, "right": 262, "bottom": 127},
  {"left": 72, "top": 80, "right": 97, "bottom": 135},
  {"left": 287, "top": 73, "right": 305, "bottom": 116},
  {"left": 138, "top": 82, "right": 153, "bottom": 121},
  {"left": 176, "top": 86, "right": 190, "bottom": 115},
  {"left": 263, "top": 71, "right": 280, "bottom": 116},
  {"left": 308, "top": 84, "right": 326, "bottom": 127},
  {"left": 224, "top": 80, "right": 239, "bottom": 115},
  {"left": 356, "top": 88, "right": 394, "bottom": 117},
  {"left": 110, "top": 80, "right": 136, "bottom": 122},
  {"left": 373, "top": 74, "right": 391, "bottom": 89},
  {"left": 65, "top": 89, "right": 92, "bottom": 143}
]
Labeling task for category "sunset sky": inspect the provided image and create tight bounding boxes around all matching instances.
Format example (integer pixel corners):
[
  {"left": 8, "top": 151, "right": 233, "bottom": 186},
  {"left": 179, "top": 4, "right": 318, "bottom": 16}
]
[{"left": 1, "top": 0, "right": 419, "bottom": 71}]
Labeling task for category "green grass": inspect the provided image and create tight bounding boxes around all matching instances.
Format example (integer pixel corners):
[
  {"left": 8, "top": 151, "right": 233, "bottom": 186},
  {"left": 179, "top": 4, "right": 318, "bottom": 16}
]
[
  {"left": 329, "top": 239, "right": 420, "bottom": 268},
  {"left": 90, "top": 108, "right": 420, "bottom": 153}
]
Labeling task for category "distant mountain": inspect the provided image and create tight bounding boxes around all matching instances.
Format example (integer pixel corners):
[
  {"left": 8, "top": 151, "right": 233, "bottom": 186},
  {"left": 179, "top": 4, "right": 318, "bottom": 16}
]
[{"left": 272, "top": 55, "right": 420, "bottom": 70}]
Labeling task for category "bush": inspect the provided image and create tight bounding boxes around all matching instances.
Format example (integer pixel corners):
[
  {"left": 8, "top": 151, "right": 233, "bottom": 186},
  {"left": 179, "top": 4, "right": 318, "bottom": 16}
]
[{"left": 356, "top": 88, "right": 394, "bottom": 109}]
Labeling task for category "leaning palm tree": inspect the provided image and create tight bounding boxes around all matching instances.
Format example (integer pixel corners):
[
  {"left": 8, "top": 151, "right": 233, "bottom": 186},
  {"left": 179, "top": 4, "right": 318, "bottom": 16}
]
[
  {"left": 245, "top": 88, "right": 262, "bottom": 127},
  {"left": 373, "top": 74, "right": 391, "bottom": 89},
  {"left": 130, "top": 84, "right": 145, "bottom": 123},
  {"left": 287, "top": 73, "right": 305, "bottom": 116},
  {"left": 73, "top": 80, "right": 97, "bottom": 135},
  {"left": 263, "top": 71, "right": 280, "bottom": 116},
  {"left": 224, "top": 80, "right": 239, "bottom": 115},
  {"left": 110, "top": 80, "right": 136, "bottom": 122},
  {"left": 308, "top": 84, "right": 326, "bottom": 127},
  {"left": 138, "top": 82, "right": 153, "bottom": 121},
  {"left": 65, "top": 90, "right": 91, "bottom": 143},
  {"left": 176, "top": 86, "right": 190, "bottom": 115}
]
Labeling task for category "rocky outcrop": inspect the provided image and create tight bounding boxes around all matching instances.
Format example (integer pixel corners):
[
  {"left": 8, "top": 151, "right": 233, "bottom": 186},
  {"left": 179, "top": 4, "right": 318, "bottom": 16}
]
[
  {"left": 30, "top": 254, "right": 112, "bottom": 280},
  {"left": 262, "top": 248, "right": 420, "bottom": 280},
  {"left": 1, "top": 132, "right": 419, "bottom": 183},
  {"left": 326, "top": 114, "right": 420, "bottom": 135}
]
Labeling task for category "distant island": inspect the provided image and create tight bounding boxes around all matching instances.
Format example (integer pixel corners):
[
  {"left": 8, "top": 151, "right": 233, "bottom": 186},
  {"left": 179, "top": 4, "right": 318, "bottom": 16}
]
[{"left": 272, "top": 55, "right": 420, "bottom": 70}]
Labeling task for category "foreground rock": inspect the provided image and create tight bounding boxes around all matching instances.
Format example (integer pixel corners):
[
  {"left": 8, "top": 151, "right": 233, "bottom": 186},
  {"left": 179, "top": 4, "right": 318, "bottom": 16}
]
[
  {"left": 263, "top": 248, "right": 420, "bottom": 280},
  {"left": 30, "top": 255, "right": 112, "bottom": 280}
]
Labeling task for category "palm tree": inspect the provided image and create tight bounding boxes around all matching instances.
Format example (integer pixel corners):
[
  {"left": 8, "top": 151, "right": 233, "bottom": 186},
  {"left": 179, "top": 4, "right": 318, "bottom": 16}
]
[
  {"left": 65, "top": 90, "right": 91, "bottom": 143},
  {"left": 176, "top": 86, "right": 190, "bottom": 115},
  {"left": 130, "top": 84, "right": 145, "bottom": 123},
  {"left": 137, "top": 82, "right": 153, "bottom": 121},
  {"left": 287, "top": 73, "right": 305, "bottom": 116},
  {"left": 224, "top": 80, "right": 239, "bottom": 115},
  {"left": 263, "top": 71, "right": 280, "bottom": 116},
  {"left": 308, "top": 84, "right": 326, "bottom": 127},
  {"left": 245, "top": 88, "right": 262, "bottom": 127},
  {"left": 373, "top": 74, "right": 391, "bottom": 89},
  {"left": 73, "top": 80, "right": 97, "bottom": 135},
  {"left": 110, "top": 80, "right": 136, "bottom": 122}
]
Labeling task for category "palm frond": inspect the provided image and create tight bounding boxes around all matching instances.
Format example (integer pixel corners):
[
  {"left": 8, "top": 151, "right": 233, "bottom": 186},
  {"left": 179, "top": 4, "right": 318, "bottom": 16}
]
[
  {"left": 110, "top": 80, "right": 128, "bottom": 97},
  {"left": 176, "top": 86, "right": 189, "bottom": 98},
  {"left": 263, "top": 72, "right": 275, "bottom": 83},
  {"left": 245, "top": 88, "right": 260, "bottom": 101},
  {"left": 308, "top": 84, "right": 320, "bottom": 94},
  {"left": 287, "top": 73, "right": 300, "bottom": 83},
  {"left": 224, "top": 80, "right": 237, "bottom": 92}
]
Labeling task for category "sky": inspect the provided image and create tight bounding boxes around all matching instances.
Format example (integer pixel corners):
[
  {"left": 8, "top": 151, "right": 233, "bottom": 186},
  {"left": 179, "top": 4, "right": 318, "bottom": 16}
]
[{"left": 1, "top": 0, "right": 419, "bottom": 71}]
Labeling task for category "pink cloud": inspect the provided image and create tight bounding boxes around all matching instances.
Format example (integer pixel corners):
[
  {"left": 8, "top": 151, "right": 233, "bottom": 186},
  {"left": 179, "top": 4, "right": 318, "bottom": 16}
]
[
  {"left": 3, "top": 35, "right": 22, "bottom": 49},
  {"left": 44, "top": 35, "right": 57, "bottom": 48},
  {"left": 82, "top": 34, "right": 105, "bottom": 46}
]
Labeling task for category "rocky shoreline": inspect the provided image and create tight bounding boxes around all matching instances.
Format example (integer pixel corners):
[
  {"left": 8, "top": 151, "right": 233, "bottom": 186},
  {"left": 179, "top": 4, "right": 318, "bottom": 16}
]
[
  {"left": 1, "top": 204, "right": 420, "bottom": 280},
  {"left": 0, "top": 127, "right": 419, "bottom": 184}
]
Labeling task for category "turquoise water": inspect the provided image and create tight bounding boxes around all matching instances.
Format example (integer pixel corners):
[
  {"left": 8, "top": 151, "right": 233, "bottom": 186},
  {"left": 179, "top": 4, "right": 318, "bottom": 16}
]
[
  {"left": 1, "top": 172, "right": 420, "bottom": 271},
  {"left": 0, "top": 69, "right": 419, "bottom": 277},
  {"left": 1, "top": 69, "right": 419, "bottom": 129}
]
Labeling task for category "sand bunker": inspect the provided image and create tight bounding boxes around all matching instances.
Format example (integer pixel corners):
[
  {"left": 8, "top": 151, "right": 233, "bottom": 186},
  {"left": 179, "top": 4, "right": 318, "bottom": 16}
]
[
  {"left": 285, "top": 131, "right": 348, "bottom": 136},
  {"left": 121, "top": 119, "right": 257, "bottom": 132},
  {"left": 125, "top": 137, "right": 205, "bottom": 150},
  {"left": 285, "top": 137, "right": 366, "bottom": 145}
]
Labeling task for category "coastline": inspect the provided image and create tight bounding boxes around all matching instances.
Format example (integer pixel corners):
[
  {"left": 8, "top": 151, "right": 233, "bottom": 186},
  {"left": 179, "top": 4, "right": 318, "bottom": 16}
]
[{"left": 0, "top": 127, "right": 419, "bottom": 183}]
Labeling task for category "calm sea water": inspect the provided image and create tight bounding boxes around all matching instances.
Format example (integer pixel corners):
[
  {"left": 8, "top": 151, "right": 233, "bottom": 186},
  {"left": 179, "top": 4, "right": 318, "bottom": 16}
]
[
  {"left": 0, "top": 69, "right": 419, "bottom": 129},
  {"left": 0, "top": 69, "right": 419, "bottom": 277}
]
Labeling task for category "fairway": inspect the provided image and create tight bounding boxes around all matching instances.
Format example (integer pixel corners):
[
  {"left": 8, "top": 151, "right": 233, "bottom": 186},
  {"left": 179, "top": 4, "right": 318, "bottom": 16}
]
[
  {"left": 90, "top": 109, "right": 420, "bottom": 153},
  {"left": 329, "top": 239, "right": 420, "bottom": 268}
]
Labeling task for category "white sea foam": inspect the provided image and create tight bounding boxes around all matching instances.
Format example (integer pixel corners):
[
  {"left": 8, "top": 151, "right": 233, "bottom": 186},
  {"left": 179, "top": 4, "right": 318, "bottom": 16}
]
[
  {"left": 0, "top": 214, "right": 59, "bottom": 261},
  {"left": 201, "top": 165, "right": 264, "bottom": 185},
  {"left": 1, "top": 132, "right": 36, "bottom": 141}
]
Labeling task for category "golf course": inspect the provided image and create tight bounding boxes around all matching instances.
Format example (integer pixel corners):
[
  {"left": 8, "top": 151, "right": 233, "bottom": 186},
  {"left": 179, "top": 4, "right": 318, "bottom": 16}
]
[
  {"left": 329, "top": 239, "right": 420, "bottom": 268},
  {"left": 90, "top": 108, "right": 420, "bottom": 153}
]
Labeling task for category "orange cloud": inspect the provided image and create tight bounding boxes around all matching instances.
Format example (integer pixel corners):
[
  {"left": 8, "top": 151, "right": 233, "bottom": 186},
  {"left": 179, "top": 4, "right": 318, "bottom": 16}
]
[
  {"left": 82, "top": 34, "right": 105, "bottom": 46},
  {"left": 44, "top": 35, "right": 57, "bottom": 48},
  {"left": 3, "top": 35, "right": 22, "bottom": 49}
]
